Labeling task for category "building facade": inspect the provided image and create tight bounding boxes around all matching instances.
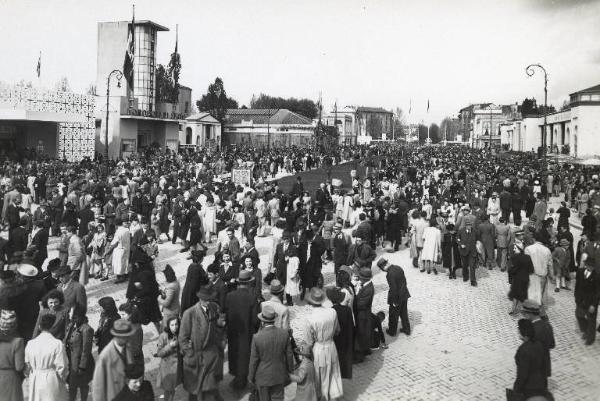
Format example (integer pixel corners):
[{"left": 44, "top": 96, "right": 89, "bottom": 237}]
[
  {"left": 180, "top": 112, "right": 221, "bottom": 150},
  {"left": 501, "top": 84, "right": 600, "bottom": 158},
  {"left": 356, "top": 106, "right": 393, "bottom": 141},
  {"left": 321, "top": 111, "right": 356, "bottom": 145},
  {"left": 95, "top": 20, "right": 195, "bottom": 159},
  {"left": 222, "top": 109, "right": 314, "bottom": 147},
  {"left": 0, "top": 83, "right": 95, "bottom": 161}
]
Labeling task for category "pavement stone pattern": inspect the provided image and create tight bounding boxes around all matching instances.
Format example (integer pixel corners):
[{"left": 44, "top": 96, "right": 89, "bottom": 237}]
[{"left": 28, "top": 194, "right": 600, "bottom": 401}]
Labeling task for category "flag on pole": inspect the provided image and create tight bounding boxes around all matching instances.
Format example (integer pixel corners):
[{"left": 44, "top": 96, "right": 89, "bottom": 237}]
[
  {"left": 427, "top": 99, "right": 430, "bottom": 113},
  {"left": 123, "top": 5, "right": 135, "bottom": 91},
  {"left": 36, "top": 52, "right": 41, "bottom": 78},
  {"left": 408, "top": 99, "right": 412, "bottom": 114}
]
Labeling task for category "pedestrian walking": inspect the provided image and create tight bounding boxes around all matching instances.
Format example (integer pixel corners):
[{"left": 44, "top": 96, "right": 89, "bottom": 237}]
[{"left": 377, "top": 258, "right": 411, "bottom": 336}]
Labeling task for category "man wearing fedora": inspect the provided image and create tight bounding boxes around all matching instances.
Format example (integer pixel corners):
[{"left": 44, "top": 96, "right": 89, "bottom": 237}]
[
  {"left": 261, "top": 280, "right": 289, "bottom": 330},
  {"left": 225, "top": 270, "right": 259, "bottom": 390},
  {"left": 354, "top": 268, "right": 375, "bottom": 362},
  {"left": 331, "top": 222, "right": 351, "bottom": 276},
  {"left": 377, "top": 258, "right": 411, "bottom": 336},
  {"left": 92, "top": 319, "right": 139, "bottom": 401},
  {"left": 521, "top": 300, "right": 555, "bottom": 386},
  {"left": 346, "top": 233, "right": 376, "bottom": 269},
  {"left": 575, "top": 256, "right": 600, "bottom": 345},
  {"left": 248, "top": 304, "right": 294, "bottom": 401},
  {"left": 179, "top": 284, "right": 224, "bottom": 401},
  {"left": 456, "top": 220, "right": 478, "bottom": 286},
  {"left": 273, "top": 231, "right": 297, "bottom": 305},
  {"left": 56, "top": 265, "right": 87, "bottom": 314}
]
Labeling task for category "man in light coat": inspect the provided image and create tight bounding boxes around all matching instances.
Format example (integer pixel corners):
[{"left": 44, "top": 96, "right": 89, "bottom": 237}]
[
  {"left": 495, "top": 217, "right": 514, "bottom": 272},
  {"left": 525, "top": 232, "right": 554, "bottom": 306},
  {"left": 92, "top": 319, "right": 137, "bottom": 401}
]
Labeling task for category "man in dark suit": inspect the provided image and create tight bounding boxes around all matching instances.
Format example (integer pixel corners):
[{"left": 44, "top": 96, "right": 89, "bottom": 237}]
[
  {"left": 456, "top": 220, "right": 478, "bottom": 286},
  {"left": 225, "top": 270, "right": 259, "bottom": 389},
  {"left": 77, "top": 202, "right": 95, "bottom": 238},
  {"left": 522, "top": 300, "right": 555, "bottom": 384},
  {"left": 248, "top": 305, "right": 293, "bottom": 401},
  {"left": 331, "top": 222, "right": 351, "bottom": 275},
  {"left": 297, "top": 230, "right": 325, "bottom": 299},
  {"left": 354, "top": 268, "right": 375, "bottom": 362},
  {"left": 290, "top": 176, "right": 304, "bottom": 199},
  {"left": 56, "top": 265, "right": 88, "bottom": 314},
  {"left": 354, "top": 213, "right": 374, "bottom": 248},
  {"left": 240, "top": 238, "right": 260, "bottom": 268},
  {"left": 377, "top": 258, "right": 411, "bottom": 336},
  {"left": 9, "top": 216, "right": 29, "bottom": 258},
  {"left": 575, "top": 257, "right": 600, "bottom": 345},
  {"left": 272, "top": 232, "right": 297, "bottom": 305},
  {"left": 315, "top": 183, "right": 331, "bottom": 208},
  {"left": 346, "top": 234, "right": 376, "bottom": 268},
  {"left": 31, "top": 220, "right": 49, "bottom": 269}
]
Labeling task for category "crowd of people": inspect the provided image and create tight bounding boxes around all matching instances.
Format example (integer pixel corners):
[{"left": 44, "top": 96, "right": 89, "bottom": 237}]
[{"left": 0, "top": 143, "right": 598, "bottom": 401}]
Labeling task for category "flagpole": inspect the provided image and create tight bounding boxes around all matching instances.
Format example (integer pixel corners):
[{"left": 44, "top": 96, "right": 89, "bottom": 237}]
[{"left": 37, "top": 51, "right": 42, "bottom": 89}]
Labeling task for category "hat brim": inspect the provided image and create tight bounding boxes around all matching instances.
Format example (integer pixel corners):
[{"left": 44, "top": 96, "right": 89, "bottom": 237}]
[
  {"left": 257, "top": 313, "right": 276, "bottom": 323},
  {"left": 305, "top": 294, "right": 325, "bottom": 306},
  {"left": 110, "top": 327, "right": 137, "bottom": 337}
]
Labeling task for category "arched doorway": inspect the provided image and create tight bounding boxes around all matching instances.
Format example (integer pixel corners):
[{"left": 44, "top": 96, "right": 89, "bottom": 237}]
[{"left": 185, "top": 127, "right": 192, "bottom": 144}]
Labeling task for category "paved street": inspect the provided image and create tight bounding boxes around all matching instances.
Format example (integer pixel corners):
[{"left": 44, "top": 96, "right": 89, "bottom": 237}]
[{"left": 39, "top": 205, "right": 600, "bottom": 401}]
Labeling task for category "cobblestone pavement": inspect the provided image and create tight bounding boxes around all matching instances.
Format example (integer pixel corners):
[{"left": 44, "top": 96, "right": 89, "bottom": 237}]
[{"left": 38, "top": 218, "right": 600, "bottom": 401}]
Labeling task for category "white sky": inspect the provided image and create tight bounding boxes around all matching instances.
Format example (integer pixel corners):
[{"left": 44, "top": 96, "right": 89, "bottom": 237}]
[{"left": 1, "top": 0, "right": 599, "bottom": 124}]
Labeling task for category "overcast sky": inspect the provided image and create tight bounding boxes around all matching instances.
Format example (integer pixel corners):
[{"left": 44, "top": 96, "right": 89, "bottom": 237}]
[{"left": 1, "top": 0, "right": 599, "bottom": 123}]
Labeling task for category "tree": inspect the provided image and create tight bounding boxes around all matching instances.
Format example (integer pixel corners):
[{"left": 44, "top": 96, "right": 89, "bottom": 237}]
[
  {"left": 155, "top": 64, "right": 176, "bottom": 103},
  {"left": 365, "top": 115, "right": 383, "bottom": 139},
  {"left": 393, "top": 107, "right": 406, "bottom": 140},
  {"left": 86, "top": 84, "right": 97, "bottom": 96},
  {"left": 167, "top": 44, "right": 181, "bottom": 102},
  {"left": 196, "top": 77, "right": 238, "bottom": 122},
  {"left": 439, "top": 117, "right": 460, "bottom": 142},
  {"left": 418, "top": 124, "right": 429, "bottom": 144},
  {"left": 249, "top": 93, "right": 318, "bottom": 119},
  {"left": 520, "top": 98, "right": 556, "bottom": 116},
  {"left": 54, "top": 77, "right": 70, "bottom": 92},
  {"left": 429, "top": 123, "right": 441, "bottom": 144}
]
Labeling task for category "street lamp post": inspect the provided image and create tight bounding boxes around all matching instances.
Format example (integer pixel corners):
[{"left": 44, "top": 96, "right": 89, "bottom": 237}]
[
  {"left": 525, "top": 63, "right": 548, "bottom": 161},
  {"left": 105, "top": 69, "right": 123, "bottom": 178}
]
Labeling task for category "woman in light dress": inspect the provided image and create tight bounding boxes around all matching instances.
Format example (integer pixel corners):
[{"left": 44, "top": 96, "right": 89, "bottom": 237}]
[
  {"left": 421, "top": 218, "right": 442, "bottom": 274},
  {"left": 201, "top": 199, "right": 217, "bottom": 243},
  {"left": 285, "top": 249, "right": 301, "bottom": 302},
  {"left": 25, "top": 314, "right": 69, "bottom": 401},
  {"left": 107, "top": 219, "right": 131, "bottom": 280}
]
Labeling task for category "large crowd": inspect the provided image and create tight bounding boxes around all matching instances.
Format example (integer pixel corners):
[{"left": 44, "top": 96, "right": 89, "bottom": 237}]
[{"left": 0, "top": 143, "right": 599, "bottom": 401}]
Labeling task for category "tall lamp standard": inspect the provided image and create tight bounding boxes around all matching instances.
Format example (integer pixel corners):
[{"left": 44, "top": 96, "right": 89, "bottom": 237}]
[
  {"left": 104, "top": 69, "right": 123, "bottom": 178},
  {"left": 525, "top": 63, "right": 548, "bottom": 161}
]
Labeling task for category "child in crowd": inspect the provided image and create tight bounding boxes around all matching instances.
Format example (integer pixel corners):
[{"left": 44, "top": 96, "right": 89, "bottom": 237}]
[
  {"left": 290, "top": 341, "right": 318, "bottom": 401},
  {"left": 371, "top": 311, "right": 388, "bottom": 350}
]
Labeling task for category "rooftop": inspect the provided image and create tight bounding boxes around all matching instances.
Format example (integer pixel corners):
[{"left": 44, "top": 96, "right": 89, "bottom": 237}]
[
  {"left": 570, "top": 84, "right": 600, "bottom": 96},
  {"left": 101, "top": 20, "right": 169, "bottom": 31},
  {"left": 225, "top": 108, "right": 312, "bottom": 125},
  {"left": 356, "top": 106, "right": 393, "bottom": 114}
]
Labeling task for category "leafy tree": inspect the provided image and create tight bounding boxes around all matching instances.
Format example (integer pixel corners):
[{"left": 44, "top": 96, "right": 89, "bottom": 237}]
[
  {"left": 196, "top": 77, "right": 238, "bottom": 122},
  {"left": 393, "top": 107, "right": 406, "bottom": 140},
  {"left": 167, "top": 45, "right": 181, "bottom": 101},
  {"left": 365, "top": 115, "right": 383, "bottom": 139},
  {"left": 155, "top": 64, "right": 175, "bottom": 103},
  {"left": 418, "top": 124, "right": 429, "bottom": 144},
  {"left": 250, "top": 93, "right": 318, "bottom": 119},
  {"left": 429, "top": 123, "right": 441, "bottom": 144},
  {"left": 520, "top": 98, "right": 555, "bottom": 116}
]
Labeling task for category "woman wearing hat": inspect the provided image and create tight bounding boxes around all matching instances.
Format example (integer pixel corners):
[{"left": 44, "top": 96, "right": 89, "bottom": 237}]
[
  {"left": 303, "top": 287, "right": 343, "bottom": 400},
  {"left": 508, "top": 243, "right": 534, "bottom": 315},
  {"left": 0, "top": 310, "right": 25, "bottom": 401}
]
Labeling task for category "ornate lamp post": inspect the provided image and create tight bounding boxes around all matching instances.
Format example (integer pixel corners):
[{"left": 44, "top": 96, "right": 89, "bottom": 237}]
[
  {"left": 105, "top": 69, "right": 123, "bottom": 178},
  {"left": 525, "top": 63, "right": 548, "bottom": 160}
]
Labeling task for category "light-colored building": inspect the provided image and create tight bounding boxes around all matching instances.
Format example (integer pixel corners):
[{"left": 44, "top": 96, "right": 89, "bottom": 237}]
[
  {"left": 180, "top": 112, "right": 221, "bottom": 150},
  {"left": 458, "top": 103, "right": 519, "bottom": 149},
  {"left": 96, "top": 20, "right": 201, "bottom": 159},
  {"left": 321, "top": 111, "right": 356, "bottom": 145},
  {"left": 222, "top": 108, "right": 315, "bottom": 147},
  {"left": 356, "top": 106, "right": 393, "bottom": 141},
  {"left": 500, "top": 84, "right": 600, "bottom": 158},
  {"left": 0, "top": 83, "right": 95, "bottom": 161}
]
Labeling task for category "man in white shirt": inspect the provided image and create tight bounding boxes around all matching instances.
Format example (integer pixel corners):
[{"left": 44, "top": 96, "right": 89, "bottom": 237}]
[{"left": 525, "top": 234, "right": 554, "bottom": 306}]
